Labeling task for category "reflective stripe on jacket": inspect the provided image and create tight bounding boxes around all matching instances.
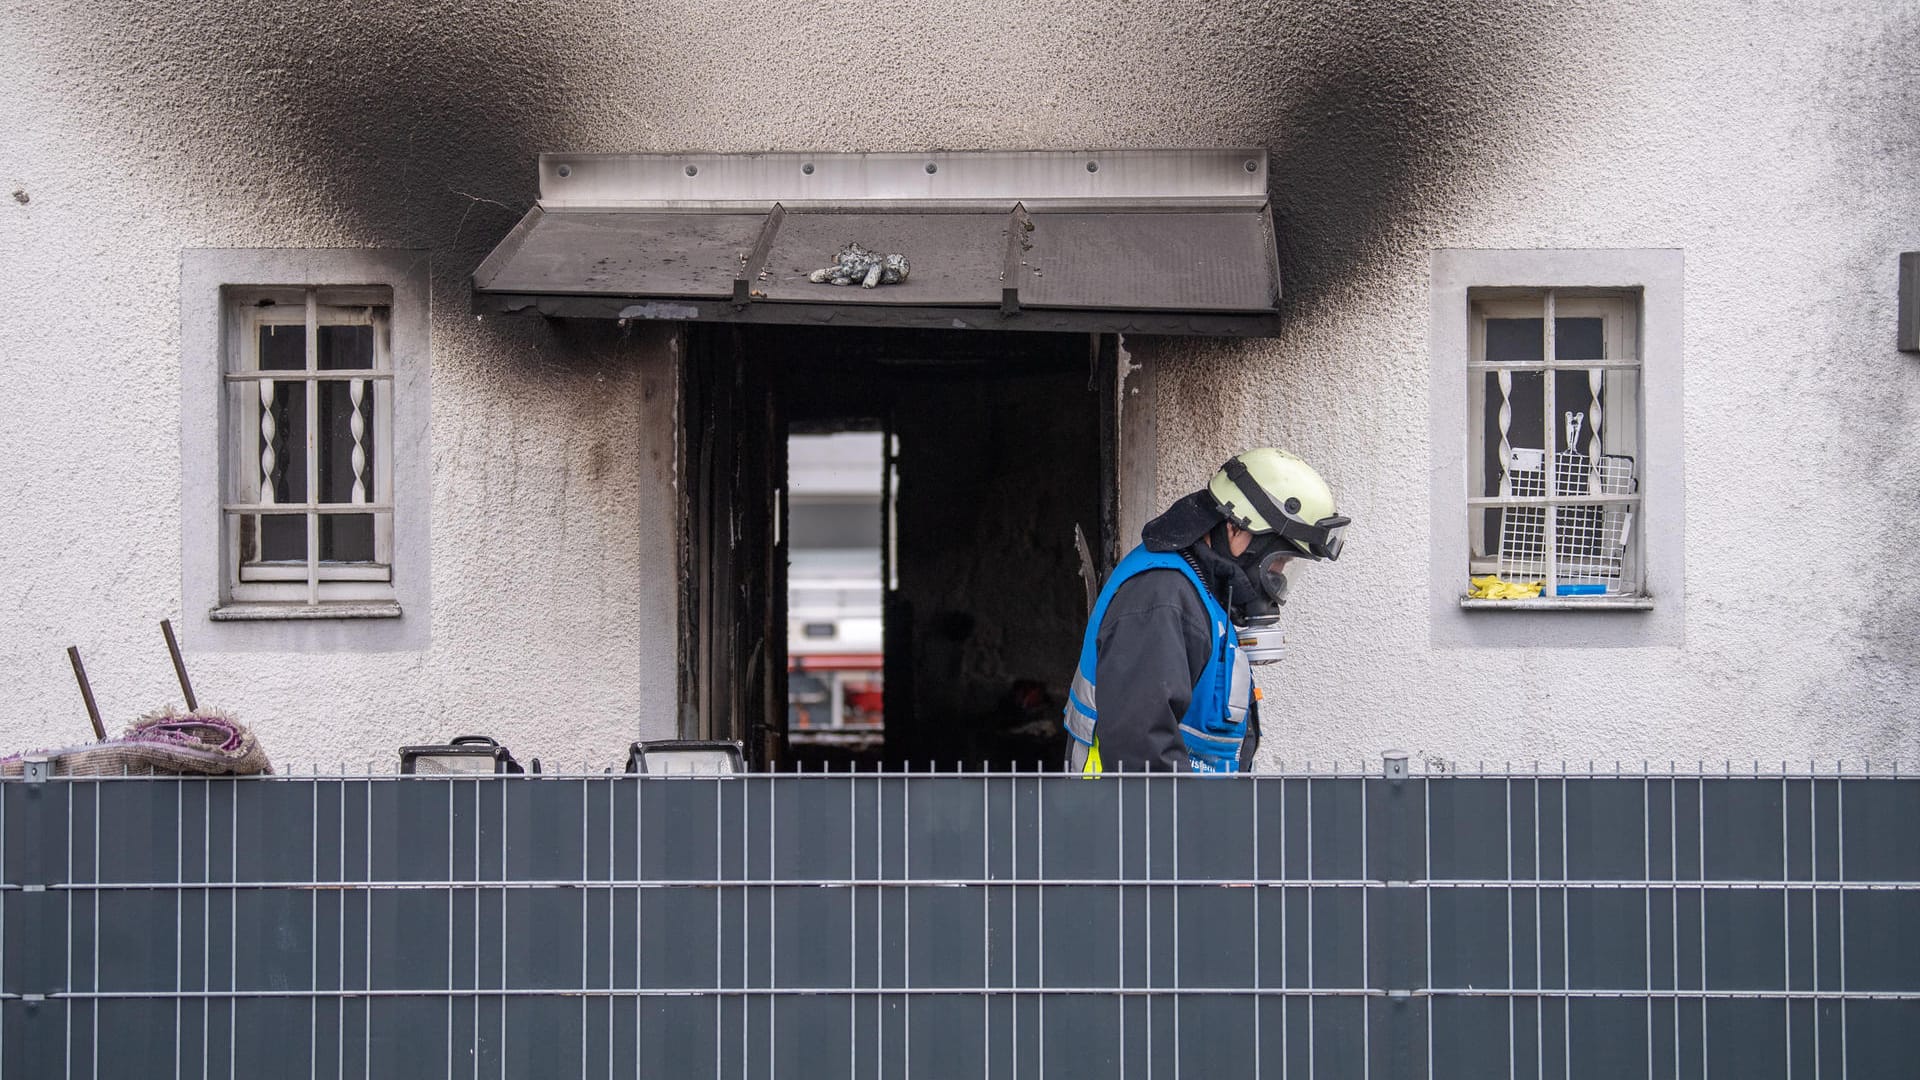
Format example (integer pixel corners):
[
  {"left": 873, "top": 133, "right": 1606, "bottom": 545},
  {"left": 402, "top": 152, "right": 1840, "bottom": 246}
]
[{"left": 1063, "top": 545, "right": 1252, "bottom": 774}]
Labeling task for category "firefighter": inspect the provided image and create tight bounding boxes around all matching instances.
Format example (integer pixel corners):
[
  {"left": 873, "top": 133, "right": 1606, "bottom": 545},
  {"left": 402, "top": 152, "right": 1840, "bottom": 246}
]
[{"left": 1062, "top": 448, "right": 1349, "bottom": 773}]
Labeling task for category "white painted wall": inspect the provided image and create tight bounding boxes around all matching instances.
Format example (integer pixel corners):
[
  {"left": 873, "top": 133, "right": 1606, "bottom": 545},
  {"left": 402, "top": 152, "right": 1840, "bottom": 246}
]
[
  {"left": 789, "top": 433, "right": 884, "bottom": 500},
  {"left": 0, "top": 0, "right": 1914, "bottom": 768}
]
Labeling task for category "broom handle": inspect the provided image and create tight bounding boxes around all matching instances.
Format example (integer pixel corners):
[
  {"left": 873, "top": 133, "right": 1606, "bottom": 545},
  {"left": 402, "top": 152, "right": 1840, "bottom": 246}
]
[
  {"left": 67, "top": 646, "right": 106, "bottom": 741},
  {"left": 161, "top": 619, "right": 198, "bottom": 712}
]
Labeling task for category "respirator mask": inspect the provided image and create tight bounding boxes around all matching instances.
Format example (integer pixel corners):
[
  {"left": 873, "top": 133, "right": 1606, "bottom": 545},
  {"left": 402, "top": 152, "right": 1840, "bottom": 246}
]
[
  {"left": 1235, "top": 537, "right": 1293, "bottom": 617},
  {"left": 1235, "top": 534, "right": 1294, "bottom": 665},
  {"left": 1202, "top": 523, "right": 1293, "bottom": 665}
]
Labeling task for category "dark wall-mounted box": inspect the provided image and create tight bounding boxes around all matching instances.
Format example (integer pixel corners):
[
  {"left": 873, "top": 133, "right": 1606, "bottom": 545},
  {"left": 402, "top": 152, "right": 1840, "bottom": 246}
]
[{"left": 1902, "top": 252, "right": 1920, "bottom": 352}]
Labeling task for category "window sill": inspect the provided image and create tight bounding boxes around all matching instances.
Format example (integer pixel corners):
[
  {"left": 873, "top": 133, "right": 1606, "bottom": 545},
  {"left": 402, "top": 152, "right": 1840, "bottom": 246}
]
[
  {"left": 211, "top": 602, "right": 402, "bottom": 622},
  {"left": 1459, "top": 597, "right": 1654, "bottom": 611}
]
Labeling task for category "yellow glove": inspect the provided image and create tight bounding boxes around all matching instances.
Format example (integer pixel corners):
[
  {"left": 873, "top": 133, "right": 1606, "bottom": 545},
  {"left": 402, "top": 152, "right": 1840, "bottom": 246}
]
[{"left": 1468, "top": 575, "right": 1543, "bottom": 600}]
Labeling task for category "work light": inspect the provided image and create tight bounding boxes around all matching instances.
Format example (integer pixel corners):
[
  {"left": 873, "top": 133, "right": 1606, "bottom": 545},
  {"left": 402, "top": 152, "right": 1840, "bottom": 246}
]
[
  {"left": 624, "top": 740, "right": 744, "bottom": 775},
  {"left": 399, "top": 735, "right": 526, "bottom": 775}
]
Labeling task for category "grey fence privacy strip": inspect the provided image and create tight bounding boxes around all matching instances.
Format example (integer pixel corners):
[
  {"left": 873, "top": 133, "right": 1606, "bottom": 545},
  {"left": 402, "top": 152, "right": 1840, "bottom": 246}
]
[{"left": 0, "top": 772, "right": 1916, "bottom": 1078}]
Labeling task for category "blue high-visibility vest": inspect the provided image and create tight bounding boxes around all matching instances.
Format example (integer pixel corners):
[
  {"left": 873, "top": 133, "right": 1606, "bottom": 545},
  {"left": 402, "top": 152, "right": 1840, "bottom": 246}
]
[{"left": 1062, "top": 545, "right": 1252, "bottom": 774}]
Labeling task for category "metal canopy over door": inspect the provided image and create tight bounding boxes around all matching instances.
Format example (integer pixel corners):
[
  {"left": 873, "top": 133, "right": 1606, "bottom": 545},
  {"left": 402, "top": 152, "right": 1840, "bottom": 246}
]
[{"left": 472, "top": 149, "right": 1283, "bottom": 336}]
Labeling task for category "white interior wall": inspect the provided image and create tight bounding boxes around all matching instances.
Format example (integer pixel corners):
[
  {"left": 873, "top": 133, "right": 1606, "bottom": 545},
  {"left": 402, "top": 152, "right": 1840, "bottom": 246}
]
[{"left": 0, "top": 0, "right": 1914, "bottom": 767}]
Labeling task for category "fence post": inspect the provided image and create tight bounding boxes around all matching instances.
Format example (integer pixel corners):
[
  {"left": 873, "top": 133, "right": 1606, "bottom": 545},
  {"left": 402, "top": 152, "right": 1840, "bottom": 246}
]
[
  {"left": 6, "top": 763, "right": 65, "bottom": 1076},
  {"left": 1375, "top": 751, "right": 1425, "bottom": 1077}
]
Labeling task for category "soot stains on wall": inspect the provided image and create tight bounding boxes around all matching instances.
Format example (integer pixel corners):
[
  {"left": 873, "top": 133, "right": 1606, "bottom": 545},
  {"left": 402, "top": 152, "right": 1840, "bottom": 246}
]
[
  {"left": 53, "top": 0, "right": 605, "bottom": 255},
  {"left": 1246, "top": 1, "right": 1597, "bottom": 317},
  {"left": 1816, "top": 7, "right": 1920, "bottom": 730}
]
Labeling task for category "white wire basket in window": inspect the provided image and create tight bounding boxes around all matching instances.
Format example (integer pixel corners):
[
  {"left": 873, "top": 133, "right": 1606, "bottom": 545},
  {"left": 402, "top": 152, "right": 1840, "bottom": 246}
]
[{"left": 1498, "top": 445, "right": 1636, "bottom": 594}]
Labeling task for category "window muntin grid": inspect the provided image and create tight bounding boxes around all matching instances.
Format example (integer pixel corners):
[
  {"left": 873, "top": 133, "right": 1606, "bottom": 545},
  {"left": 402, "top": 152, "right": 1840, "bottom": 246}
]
[
  {"left": 223, "top": 286, "right": 395, "bottom": 606},
  {"left": 1467, "top": 291, "right": 1644, "bottom": 599}
]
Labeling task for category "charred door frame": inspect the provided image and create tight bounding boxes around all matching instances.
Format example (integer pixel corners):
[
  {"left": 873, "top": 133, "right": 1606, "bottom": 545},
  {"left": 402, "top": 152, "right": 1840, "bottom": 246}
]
[
  {"left": 676, "top": 323, "right": 788, "bottom": 769},
  {"left": 675, "top": 327, "right": 1153, "bottom": 770}
]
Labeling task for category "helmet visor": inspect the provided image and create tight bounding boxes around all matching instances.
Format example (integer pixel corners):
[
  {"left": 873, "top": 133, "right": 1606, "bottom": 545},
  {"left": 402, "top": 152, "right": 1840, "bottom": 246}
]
[
  {"left": 1313, "top": 517, "right": 1349, "bottom": 561},
  {"left": 1274, "top": 513, "right": 1350, "bottom": 561}
]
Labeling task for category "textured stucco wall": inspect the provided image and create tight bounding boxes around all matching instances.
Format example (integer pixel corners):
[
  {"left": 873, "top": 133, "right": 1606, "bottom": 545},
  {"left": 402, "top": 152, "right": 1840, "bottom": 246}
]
[
  {"left": 1, "top": 0, "right": 1915, "bottom": 768},
  {"left": 1139, "top": 2, "right": 1920, "bottom": 768},
  {"left": 0, "top": 0, "right": 689, "bottom": 766}
]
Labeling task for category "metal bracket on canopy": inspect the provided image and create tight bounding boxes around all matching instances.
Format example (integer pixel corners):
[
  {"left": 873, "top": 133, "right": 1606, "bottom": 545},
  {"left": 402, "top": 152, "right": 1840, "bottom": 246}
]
[
  {"left": 1002, "top": 203, "right": 1032, "bottom": 316},
  {"left": 732, "top": 203, "right": 787, "bottom": 308}
]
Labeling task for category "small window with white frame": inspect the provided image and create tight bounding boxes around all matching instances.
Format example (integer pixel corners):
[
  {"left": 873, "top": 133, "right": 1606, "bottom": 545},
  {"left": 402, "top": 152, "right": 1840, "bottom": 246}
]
[
  {"left": 1467, "top": 288, "right": 1644, "bottom": 601},
  {"left": 223, "top": 286, "right": 394, "bottom": 606}
]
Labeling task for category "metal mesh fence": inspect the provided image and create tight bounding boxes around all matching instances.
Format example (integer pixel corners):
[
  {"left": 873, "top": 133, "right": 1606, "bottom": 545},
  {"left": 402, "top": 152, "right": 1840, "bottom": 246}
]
[{"left": 2, "top": 767, "right": 1916, "bottom": 1077}]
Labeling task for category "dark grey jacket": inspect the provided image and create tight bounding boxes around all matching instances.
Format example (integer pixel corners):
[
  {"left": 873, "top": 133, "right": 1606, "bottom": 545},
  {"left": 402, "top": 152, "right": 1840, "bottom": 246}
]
[{"left": 1091, "top": 566, "right": 1260, "bottom": 771}]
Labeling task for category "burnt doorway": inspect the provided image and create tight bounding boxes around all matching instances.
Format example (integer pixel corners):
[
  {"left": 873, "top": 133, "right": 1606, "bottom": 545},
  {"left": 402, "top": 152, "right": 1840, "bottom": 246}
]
[{"left": 680, "top": 324, "right": 1116, "bottom": 771}]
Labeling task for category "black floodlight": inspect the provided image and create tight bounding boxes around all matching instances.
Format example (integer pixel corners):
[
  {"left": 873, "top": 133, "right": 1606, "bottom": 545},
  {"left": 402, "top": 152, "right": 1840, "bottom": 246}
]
[
  {"left": 624, "top": 739, "right": 744, "bottom": 776},
  {"left": 400, "top": 735, "right": 525, "bottom": 775}
]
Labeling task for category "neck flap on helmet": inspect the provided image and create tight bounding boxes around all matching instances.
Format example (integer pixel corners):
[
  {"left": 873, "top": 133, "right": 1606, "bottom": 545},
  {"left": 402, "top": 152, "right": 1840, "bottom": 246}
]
[
  {"left": 1141, "top": 490, "right": 1291, "bottom": 620},
  {"left": 1140, "top": 491, "right": 1224, "bottom": 553}
]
